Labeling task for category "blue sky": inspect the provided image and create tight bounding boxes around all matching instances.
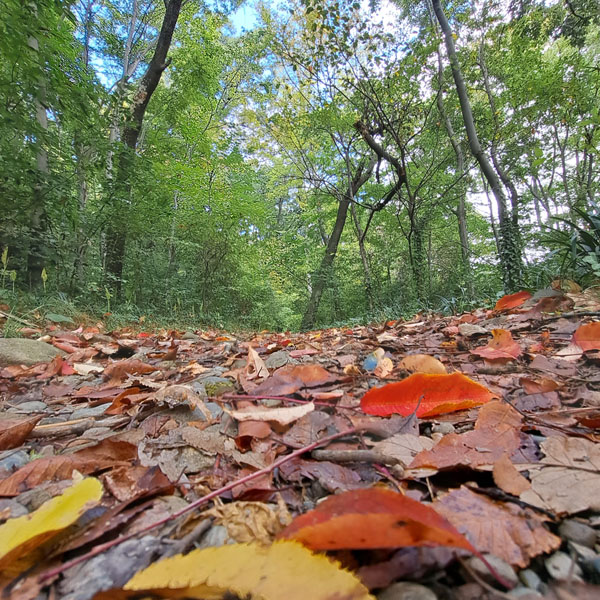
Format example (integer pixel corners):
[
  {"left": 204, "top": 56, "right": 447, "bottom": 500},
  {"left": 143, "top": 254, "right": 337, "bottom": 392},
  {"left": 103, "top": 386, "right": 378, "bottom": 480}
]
[{"left": 230, "top": 2, "right": 259, "bottom": 33}]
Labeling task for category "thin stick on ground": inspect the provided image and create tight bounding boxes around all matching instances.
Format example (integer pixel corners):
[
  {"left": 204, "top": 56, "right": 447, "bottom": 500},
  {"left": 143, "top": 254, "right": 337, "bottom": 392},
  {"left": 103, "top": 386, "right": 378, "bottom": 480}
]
[{"left": 38, "top": 426, "right": 361, "bottom": 584}]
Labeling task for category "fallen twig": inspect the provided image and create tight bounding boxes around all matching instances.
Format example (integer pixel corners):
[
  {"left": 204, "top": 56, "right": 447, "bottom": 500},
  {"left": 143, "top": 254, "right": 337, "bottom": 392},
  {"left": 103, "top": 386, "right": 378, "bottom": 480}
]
[{"left": 0, "top": 309, "right": 37, "bottom": 328}]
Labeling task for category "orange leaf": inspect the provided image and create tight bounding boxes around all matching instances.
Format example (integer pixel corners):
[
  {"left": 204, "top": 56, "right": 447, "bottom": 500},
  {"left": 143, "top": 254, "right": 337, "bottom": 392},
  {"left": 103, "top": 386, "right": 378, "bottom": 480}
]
[
  {"left": 494, "top": 291, "right": 532, "bottom": 311},
  {"left": 398, "top": 354, "right": 446, "bottom": 374},
  {"left": 360, "top": 372, "right": 495, "bottom": 417},
  {"left": 277, "top": 487, "right": 476, "bottom": 553},
  {"left": 572, "top": 321, "right": 600, "bottom": 351},
  {"left": 471, "top": 329, "right": 522, "bottom": 363}
]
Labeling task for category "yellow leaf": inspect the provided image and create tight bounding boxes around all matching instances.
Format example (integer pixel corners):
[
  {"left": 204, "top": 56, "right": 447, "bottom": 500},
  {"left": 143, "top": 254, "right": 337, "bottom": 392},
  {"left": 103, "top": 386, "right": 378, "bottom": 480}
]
[
  {"left": 119, "top": 540, "right": 373, "bottom": 600},
  {"left": 0, "top": 477, "right": 103, "bottom": 576}
]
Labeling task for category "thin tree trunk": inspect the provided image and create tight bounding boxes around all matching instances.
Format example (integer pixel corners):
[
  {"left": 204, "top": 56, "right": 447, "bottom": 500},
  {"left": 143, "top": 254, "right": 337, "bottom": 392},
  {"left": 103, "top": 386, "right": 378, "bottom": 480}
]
[
  {"left": 351, "top": 202, "right": 375, "bottom": 312},
  {"left": 105, "top": 0, "right": 183, "bottom": 296},
  {"left": 431, "top": 0, "right": 522, "bottom": 291}
]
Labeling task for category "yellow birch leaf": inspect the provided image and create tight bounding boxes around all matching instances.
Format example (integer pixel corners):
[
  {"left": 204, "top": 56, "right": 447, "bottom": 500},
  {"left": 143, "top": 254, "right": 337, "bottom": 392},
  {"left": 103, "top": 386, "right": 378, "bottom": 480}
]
[
  {"left": 0, "top": 477, "right": 103, "bottom": 576},
  {"left": 105, "top": 540, "right": 373, "bottom": 600}
]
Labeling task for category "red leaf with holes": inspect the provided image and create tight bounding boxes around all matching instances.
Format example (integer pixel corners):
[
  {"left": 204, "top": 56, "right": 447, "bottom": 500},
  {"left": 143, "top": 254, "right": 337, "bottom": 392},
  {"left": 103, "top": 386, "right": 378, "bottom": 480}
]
[
  {"left": 572, "top": 322, "right": 600, "bottom": 351},
  {"left": 471, "top": 329, "right": 522, "bottom": 363},
  {"left": 494, "top": 291, "right": 532, "bottom": 311},
  {"left": 277, "top": 487, "right": 477, "bottom": 552},
  {"left": 360, "top": 372, "right": 496, "bottom": 417}
]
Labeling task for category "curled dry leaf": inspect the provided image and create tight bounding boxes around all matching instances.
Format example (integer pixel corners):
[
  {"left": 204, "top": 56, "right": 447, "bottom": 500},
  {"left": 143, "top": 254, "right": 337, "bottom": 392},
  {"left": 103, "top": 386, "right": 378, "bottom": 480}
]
[
  {"left": 572, "top": 321, "right": 600, "bottom": 351},
  {"left": 247, "top": 346, "right": 269, "bottom": 380},
  {"left": 277, "top": 487, "right": 477, "bottom": 553},
  {"left": 151, "top": 385, "right": 213, "bottom": 420},
  {"left": 93, "top": 540, "right": 373, "bottom": 600},
  {"left": 103, "top": 358, "right": 157, "bottom": 382},
  {"left": 0, "top": 477, "right": 103, "bottom": 577},
  {"left": 226, "top": 402, "right": 315, "bottom": 426},
  {"left": 494, "top": 291, "right": 532, "bottom": 311},
  {"left": 360, "top": 372, "right": 496, "bottom": 418},
  {"left": 398, "top": 354, "right": 446, "bottom": 374},
  {"left": 0, "top": 416, "right": 42, "bottom": 450},
  {"left": 433, "top": 486, "right": 560, "bottom": 568},
  {"left": 493, "top": 453, "right": 531, "bottom": 496},
  {"left": 471, "top": 329, "right": 522, "bottom": 363}
]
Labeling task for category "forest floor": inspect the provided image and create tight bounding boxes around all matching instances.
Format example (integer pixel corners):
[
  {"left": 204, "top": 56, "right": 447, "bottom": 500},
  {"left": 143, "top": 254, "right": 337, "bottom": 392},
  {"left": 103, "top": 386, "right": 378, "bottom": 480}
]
[{"left": 1, "top": 284, "right": 600, "bottom": 600}]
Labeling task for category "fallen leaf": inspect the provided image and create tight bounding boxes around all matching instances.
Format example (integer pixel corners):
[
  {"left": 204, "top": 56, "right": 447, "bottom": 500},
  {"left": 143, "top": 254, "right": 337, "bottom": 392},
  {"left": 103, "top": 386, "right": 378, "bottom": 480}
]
[
  {"left": 398, "top": 354, "right": 447, "bottom": 374},
  {"left": 279, "top": 459, "right": 363, "bottom": 493},
  {"left": 103, "top": 359, "right": 157, "bottom": 382},
  {"left": 572, "top": 321, "right": 600, "bottom": 351},
  {"left": 93, "top": 540, "right": 373, "bottom": 600},
  {"left": 254, "top": 364, "right": 335, "bottom": 396},
  {"left": 227, "top": 402, "right": 314, "bottom": 426},
  {"left": 247, "top": 346, "right": 269, "bottom": 380},
  {"left": 278, "top": 487, "right": 477, "bottom": 553},
  {"left": 0, "top": 477, "right": 103, "bottom": 576},
  {"left": 519, "top": 376, "right": 560, "bottom": 394},
  {"left": 434, "top": 486, "right": 560, "bottom": 567},
  {"left": 360, "top": 372, "right": 496, "bottom": 418},
  {"left": 520, "top": 436, "right": 600, "bottom": 515},
  {"left": 493, "top": 454, "right": 531, "bottom": 496},
  {"left": 103, "top": 465, "right": 173, "bottom": 502},
  {"left": 0, "top": 416, "right": 42, "bottom": 450},
  {"left": 471, "top": 329, "right": 522, "bottom": 363},
  {"left": 410, "top": 401, "right": 522, "bottom": 471},
  {"left": 494, "top": 291, "right": 532, "bottom": 311}
]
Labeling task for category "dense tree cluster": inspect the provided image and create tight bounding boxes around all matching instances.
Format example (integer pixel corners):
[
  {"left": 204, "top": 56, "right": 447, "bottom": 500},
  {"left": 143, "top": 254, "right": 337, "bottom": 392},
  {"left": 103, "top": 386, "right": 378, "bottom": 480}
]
[{"left": 0, "top": 0, "right": 598, "bottom": 329}]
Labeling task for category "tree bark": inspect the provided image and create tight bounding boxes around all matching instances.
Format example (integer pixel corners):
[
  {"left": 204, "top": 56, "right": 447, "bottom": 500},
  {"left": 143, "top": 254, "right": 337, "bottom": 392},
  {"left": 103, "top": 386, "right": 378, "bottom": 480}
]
[
  {"left": 351, "top": 203, "right": 375, "bottom": 312},
  {"left": 105, "top": 0, "right": 183, "bottom": 296},
  {"left": 431, "top": 0, "right": 522, "bottom": 291}
]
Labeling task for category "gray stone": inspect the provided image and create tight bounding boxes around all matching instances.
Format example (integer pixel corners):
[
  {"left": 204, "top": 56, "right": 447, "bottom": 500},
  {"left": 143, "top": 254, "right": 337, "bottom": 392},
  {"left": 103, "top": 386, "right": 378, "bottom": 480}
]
[
  {"left": 197, "top": 524, "right": 232, "bottom": 549},
  {"left": 0, "top": 338, "right": 65, "bottom": 367},
  {"left": 198, "top": 376, "right": 235, "bottom": 397},
  {"left": 0, "top": 498, "right": 28, "bottom": 519},
  {"left": 519, "top": 568, "right": 542, "bottom": 590},
  {"left": 465, "top": 554, "right": 519, "bottom": 587},
  {"left": 265, "top": 350, "right": 290, "bottom": 369},
  {"left": 568, "top": 540, "right": 598, "bottom": 561},
  {"left": 507, "top": 586, "right": 543, "bottom": 599},
  {"left": 81, "top": 427, "right": 112, "bottom": 440},
  {"left": 432, "top": 422, "right": 455, "bottom": 435},
  {"left": 0, "top": 450, "right": 29, "bottom": 471},
  {"left": 71, "top": 403, "right": 111, "bottom": 420},
  {"left": 458, "top": 323, "right": 488, "bottom": 337},
  {"left": 559, "top": 519, "right": 597, "bottom": 548},
  {"left": 377, "top": 582, "right": 437, "bottom": 600},
  {"left": 7, "top": 400, "right": 48, "bottom": 413},
  {"left": 181, "top": 331, "right": 200, "bottom": 341},
  {"left": 545, "top": 551, "right": 583, "bottom": 581}
]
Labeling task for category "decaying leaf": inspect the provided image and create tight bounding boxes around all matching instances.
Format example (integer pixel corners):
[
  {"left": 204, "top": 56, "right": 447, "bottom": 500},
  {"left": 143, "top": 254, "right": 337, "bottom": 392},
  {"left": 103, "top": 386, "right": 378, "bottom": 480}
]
[
  {"left": 93, "top": 540, "right": 373, "bottom": 600},
  {"left": 398, "top": 354, "right": 446, "bottom": 374},
  {"left": 434, "top": 486, "right": 560, "bottom": 567},
  {"left": 493, "top": 453, "right": 531, "bottom": 496},
  {"left": 494, "top": 291, "right": 532, "bottom": 311},
  {"left": 247, "top": 346, "right": 269, "bottom": 380},
  {"left": 360, "top": 372, "right": 496, "bottom": 418},
  {"left": 0, "top": 416, "right": 42, "bottom": 450},
  {"left": 278, "top": 487, "right": 477, "bottom": 553},
  {"left": 253, "top": 364, "right": 335, "bottom": 396},
  {"left": 520, "top": 436, "right": 600, "bottom": 514},
  {"left": 0, "top": 477, "right": 103, "bottom": 576},
  {"left": 572, "top": 321, "right": 600, "bottom": 352},
  {"left": 471, "top": 329, "right": 522, "bottom": 363},
  {"left": 226, "top": 401, "right": 314, "bottom": 425}
]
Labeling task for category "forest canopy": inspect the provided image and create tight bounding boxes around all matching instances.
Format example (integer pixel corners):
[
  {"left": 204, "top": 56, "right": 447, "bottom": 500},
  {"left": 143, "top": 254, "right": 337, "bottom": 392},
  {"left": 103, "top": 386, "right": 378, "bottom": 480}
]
[{"left": 0, "top": 0, "right": 598, "bottom": 330}]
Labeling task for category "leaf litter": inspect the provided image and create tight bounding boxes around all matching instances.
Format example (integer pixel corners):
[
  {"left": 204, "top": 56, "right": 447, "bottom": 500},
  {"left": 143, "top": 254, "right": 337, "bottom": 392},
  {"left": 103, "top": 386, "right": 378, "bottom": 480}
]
[{"left": 1, "top": 287, "right": 600, "bottom": 599}]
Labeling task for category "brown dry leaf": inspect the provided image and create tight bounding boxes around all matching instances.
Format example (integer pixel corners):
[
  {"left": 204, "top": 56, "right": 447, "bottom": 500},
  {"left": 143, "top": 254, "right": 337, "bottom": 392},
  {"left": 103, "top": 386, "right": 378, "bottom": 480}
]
[
  {"left": 520, "top": 436, "right": 600, "bottom": 514},
  {"left": 433, "top": 486, "right": 560, "bottom": 567},
  {"left": 206, "top": 497, "right": 292, "bottom": 544},
  {"left": 247, "top": 346, "right": 269, "bottom": 380},
  {"left": 493, "top": 453, "right": 531, "bottom": 496},
  {"left": 410, "top": 401, "right": 522, "bottom": 472},
  {"left": 103, "top": 465, "right": 173, "bottom": 502},
  {"left": 254, "top": 364, "right": 335, "bottom": 396},
  {"left": 0, "top": 416, "right": 42, "bottom": 450},
  {"left": 103, "top": 358, "right": 157, "bottom": 382},
  {"left": 279, "top": 459, "right": 363, "bottom": 493},
  {"left": 371, "top": 433, "right": 435, "bottom": 471},
  {"left": 398, "top": 354, "right": 447, "bottom": 374},
  {"left": 519, "top": 376, "right": 560, "bottom": 394},
  {"left": 374, "top": 356, "right": 394, "bottom": 378},
  {"left": 92, "top": 540, "right": 373, "bottom": 600},
  {"left": 0, "top": 438, "right": 137, "bottom": 496},
  {"left": 151, "top": 385, "right": 213, "bottom": 420},
  {"left": 226, "top": 402, "right": 315, "bottom": 426}
]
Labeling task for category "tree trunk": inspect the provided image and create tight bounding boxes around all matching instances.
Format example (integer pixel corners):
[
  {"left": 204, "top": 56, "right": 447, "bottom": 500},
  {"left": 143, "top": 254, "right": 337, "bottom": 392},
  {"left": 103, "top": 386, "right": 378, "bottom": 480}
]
[
  {"left": 431, "top": 0, "right": 522, "bottom": 291},
  {"left": 351, "top": 202, "right": 375, "bottom": 312},
  {"left": 301, "top": 159, "right": 374, "bottom": 330},
  {"left": 105, "top": 0, "right": 183, "bottom": 296}
]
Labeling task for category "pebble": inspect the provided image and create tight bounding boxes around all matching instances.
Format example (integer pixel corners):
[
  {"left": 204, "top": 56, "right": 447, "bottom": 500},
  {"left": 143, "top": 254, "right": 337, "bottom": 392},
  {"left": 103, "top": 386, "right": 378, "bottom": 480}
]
[
  {"left": 265, "top": 350, "right": 289, "bottom": 369},
  {"left": 71, "top": 404, "right": 111, "bottom": 420},
  {"left": 568, "top": 540, "right": 598, "bottom": 561},
  {"left": 507, "top": 586, "right": 543, "bottom": 599},
  {"left": 544, "top": 551, "right": 583, "bottom": 581},
  {"left": 7, "top": 400, "right": 48, "bottom": 413},
  {"left": 0, "top": 450, "right": 29, "bottom": 471},
  {"left": 559, "top": 519, "right": 597, "bottom": 548},
  {"left": 0, "top": 498, "right": 28, "bottom": 519},
  {"left": 376, "top": 582, "right": 437, "bottom": 600},
  {"left": 197, "top": 524, "right": 231, "bottom": 549},
  {"left": 432, "top": 422, "right": 455, "bottom": 435},
  {"left": 519, "top": 568, "right": 542, "bottom": 590},
  {"left": 465, "top": 554, "right": 519, "bottom": 587},
  {"left": 181, "top": 331, "right": 200, "bottom": 341},
  {"left": 581, "top": 555, "right": 600, "bottom": 583}
]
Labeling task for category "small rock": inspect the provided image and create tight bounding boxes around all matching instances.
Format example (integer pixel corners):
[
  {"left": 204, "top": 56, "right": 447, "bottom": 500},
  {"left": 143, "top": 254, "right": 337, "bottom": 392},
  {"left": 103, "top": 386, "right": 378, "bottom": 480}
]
[
  {"left": 465, "top": 554, "right": 519, "bottom": 587},
  {"left": 568, "top": 540, "right": 598, "bottom": 561},
  {"left": 0, "top": 338, "right": 65, "bottom": 367},
  {"left": 71, "top": 404, "right": 111, "bottom": 420},
  {"left": 432, "top": 422, "right": 455, "bottom": 435},
  {"left": 0, "top": 450, "right": 29, "bottom": 471},
  {"left": 458, "top": 323, "right": 488, "bottom": 337},
  {"left": 376, "top": 582, "right": 437, "bottom": 600},
  {"left": 81, "top": 427, "right": 112, "bottom": 440},
  {"left": 181, "top": 331, "right": 200, "bottom": 341},
  {"left": 559, "top": 519, "right": 597, "bottom": 548},
  {"left": 0, "top": 498, "right": 28, "bottom": 519},
  {"left": 197, "top": 524, "right": 232, "bottom": 549},
  {"left": 508, "top": 586, "right": 543, "bottom": 599},
  {"left": 7, "top": 400, "right": 48, "bottom": 413},
  {"left": 265, "top": 350, "right": 289, "bottom": 369},
  {"left": 581, "top": 555, "right": 600, "bottom": 583},
  {"left": 519, "top": 568, "right": 542, "bottom": 590},
  {"left": 545, "top": 551, "right": 583, "bottom": 581},
  {"left": 200, "top": 376, "right": 235, "bottom": 397}
]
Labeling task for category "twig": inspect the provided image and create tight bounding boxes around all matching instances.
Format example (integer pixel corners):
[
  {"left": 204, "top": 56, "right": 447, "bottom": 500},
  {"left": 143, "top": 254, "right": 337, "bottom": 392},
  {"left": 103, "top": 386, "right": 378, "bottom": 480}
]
[
  {"left": 38, "top": 426, "right": 361, "bottom": 583},
  {"left": 311, "top": 449, "right": 404, "bottom": 467},
  {"left": 0, "top": 310, "right": 37, "bottom": 328},
  {"left": 541, "top": 310, "right": 600, "bottom": 321}
]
